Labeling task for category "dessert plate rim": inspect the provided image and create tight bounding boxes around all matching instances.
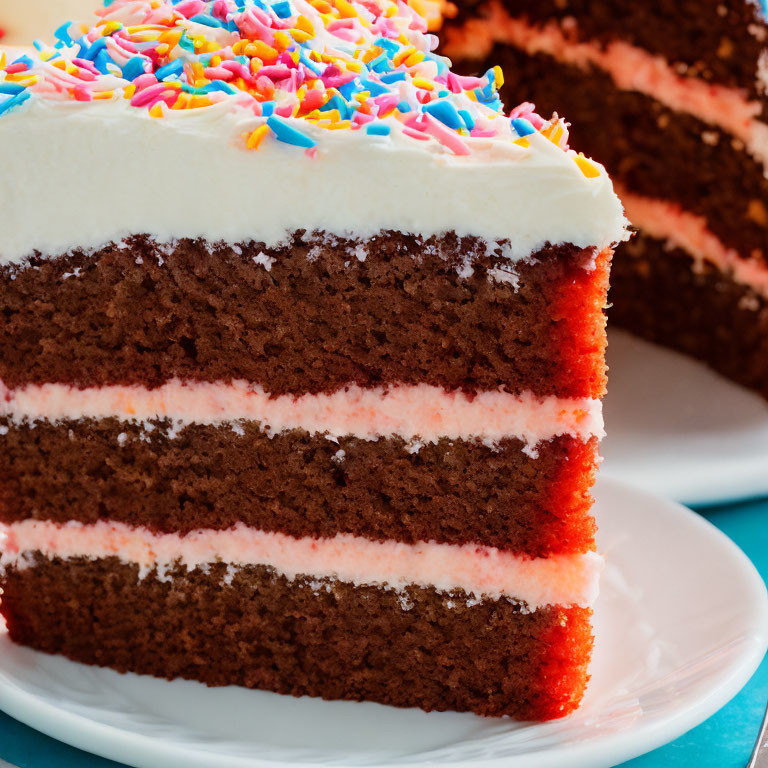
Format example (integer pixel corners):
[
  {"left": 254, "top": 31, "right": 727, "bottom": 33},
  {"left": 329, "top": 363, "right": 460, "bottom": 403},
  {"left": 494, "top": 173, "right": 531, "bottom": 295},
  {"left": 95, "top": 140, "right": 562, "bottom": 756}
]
[
  {"left": 0, "top": 477, "right": 766, "bottom": 768},
  {"left": 601, "top": 330, "right": 768, "bottom": 507}
]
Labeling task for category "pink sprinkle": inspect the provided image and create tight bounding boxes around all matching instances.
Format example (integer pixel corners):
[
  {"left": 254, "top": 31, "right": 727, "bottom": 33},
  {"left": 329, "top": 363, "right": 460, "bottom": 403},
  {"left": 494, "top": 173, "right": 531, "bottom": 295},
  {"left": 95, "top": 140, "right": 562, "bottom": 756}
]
[
  {"left": 258, "top": 65, "right": 292, "bottom": 79},
  {"left": 402, "top": 127, "right": 429, "bottom": 141},
  {"left": 174, "top": 0, "right": 205, "bottom": 18},
  {"left": 133, "top": 73, "right": 159, "bottom": 90},
  {"left": 422, "top": 113, "right": 471, "bottom": 156},
  {"left": 130, "top": 82, "right": 167, "bottom": 107},
  {"left": 73, "top": 84, "right": 93, "bottom": 101},
  {"left": 353, "top": 111, "right": 375, "bottom": 124},
  {"left": 275, "top": 103, "right": 294, "bottom": 117},
  {"left": 470, "top": 127, "right": 496, "bottom": 137},
  {"left": 212, "top": 0, "right": 229, "bottom": 19},
  {"left": 4, "top": 63, "right": 29, "bottom": 75},
  {"left": 327, "top": 18, "right": 356, "bottom": 30},
  {"left": 305, "top": 146, "right": 318, "bottom": 158},
  {"left": 204, "top": 66, "right": 234, "bottom": 80},
  {"left": 447, "top": 72, "right": 484, "bottom": 91}
]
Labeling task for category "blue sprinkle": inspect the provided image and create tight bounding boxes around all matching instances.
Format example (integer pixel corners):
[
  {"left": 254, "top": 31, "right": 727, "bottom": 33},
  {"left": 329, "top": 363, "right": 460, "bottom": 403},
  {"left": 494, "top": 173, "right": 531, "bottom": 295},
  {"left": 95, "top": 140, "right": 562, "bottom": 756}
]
[
  {"left": 0, "top": 90, "right": 32, "bottom": 117},
  {"left": 225, "top": 19, "right": 240, "bottom": 32},
  {"left": 189, "top": 13, "right": 223, "bottom": 27},
  {"left": 396, "top": 100, "right": 411, "bottom": 113},
  {"left": 103, "top": 0, "right": 117, "bottom": 6},
  {"left": 299, "top": 49, "right": 323, "bottom": 75},
  {"left": 178, "top": 33, "right": 195, "bottom": 52},
  {"left": 93, "top": 48, "right": 113, "bottom": 74},
  {"left": 379, "top": 71, "right": 405, "bottom": 84},
  {"left": 0, "top": 83, "right": 25, "bottom": 95},
  {"left": 155, "top": 59, "right": 185, "bottom": 81},
  {"left": 511, "top": 118, "right": 536, "bottom": 137},
  {"left": 204, "top": 80, "right": 238, "bottom": 94},
  {"left": 367, "top": 53, "right": 390, "bottom": 72},
  {"left": 373, "top": 37, "right": 399, "bottom": 54},
  {"left": 81, "top": 37, "right": 108, "bottom": 62},
  {"left": 267, "top": 115, "right": 317, "bottom": 148},
  {"left": 337, "top": 81, "right": 357, "bottom": 100},
  {"left": 320, "top": 94, "right": 349, "bottom": 118},
  {"left": 32, "top": 39, "right": 46, "bottom": 52},
  {"left": 366, "top": 124, "right": 390, "bottom": 136},
  {"left": 272, "top": 0, "right": 293, "bottom": 17},
  {"left": 11, "top": 54, "right": 34, "bottom": 69},
  {"left": 458, "top": 108, "right": 475, "bottom": 131},
  {"left": 122, "top": 55, "right": 146, "bottom": 81},
  {"left": 423, "top": 99, "right": 462, "bottom": 130},
  {"left": 359, "top": 78, "right": 388, "bottom": 97},
  {"left": 53, "top": 21, "right": 73, "bottom": 45},
  {"left": 261, "top": 101, "right": 276, "bottom": 117}
]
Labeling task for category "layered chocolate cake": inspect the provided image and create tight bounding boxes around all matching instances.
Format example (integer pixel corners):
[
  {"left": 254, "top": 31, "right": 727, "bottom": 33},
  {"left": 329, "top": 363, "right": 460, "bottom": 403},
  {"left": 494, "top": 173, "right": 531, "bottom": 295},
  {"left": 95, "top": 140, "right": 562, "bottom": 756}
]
[
  {"left": 0, "top": 0, "right": 627, "bottom": 720},
  {"left": 441, "top": 0, "right": 768, "bottom": 397}
]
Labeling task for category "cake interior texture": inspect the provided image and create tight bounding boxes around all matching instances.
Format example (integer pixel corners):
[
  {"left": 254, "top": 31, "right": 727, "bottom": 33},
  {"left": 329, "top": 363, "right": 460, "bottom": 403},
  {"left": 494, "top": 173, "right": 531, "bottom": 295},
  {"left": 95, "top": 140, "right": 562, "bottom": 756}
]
[
  {"left": 441, "top": 0, "right": 768, "bottom": 397},
  {"left": 0, "top": 0, "right": 628, "bottom": 720}
]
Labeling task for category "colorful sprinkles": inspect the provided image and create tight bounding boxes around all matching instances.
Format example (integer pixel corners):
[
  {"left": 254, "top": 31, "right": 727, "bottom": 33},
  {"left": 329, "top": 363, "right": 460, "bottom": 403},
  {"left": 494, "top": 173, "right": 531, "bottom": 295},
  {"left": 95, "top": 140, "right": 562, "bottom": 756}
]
[{"left": 0, "top": 0, "right": 601, "bottom": 176}]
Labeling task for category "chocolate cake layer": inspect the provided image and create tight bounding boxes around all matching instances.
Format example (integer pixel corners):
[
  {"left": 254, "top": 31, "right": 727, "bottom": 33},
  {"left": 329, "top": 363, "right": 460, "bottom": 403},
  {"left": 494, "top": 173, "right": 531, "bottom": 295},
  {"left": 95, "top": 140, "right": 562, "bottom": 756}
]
[
  {"left": 0, "top": 233, "right": 609, "bottom": 399},
  {"left": 0, "top": 419, "right": 597, "bottom": 556},
  {"left": 610, "top": 232, "right": 768, "bottom": 398},
  {"left": 446, "top": 0, "right": 768, "bottom": 103},
  {"left": 1, "top": 556, "right": 593, "bottom": 720},
  {"left": 448, "top": 45, "right": 768, "bottom": 259}
]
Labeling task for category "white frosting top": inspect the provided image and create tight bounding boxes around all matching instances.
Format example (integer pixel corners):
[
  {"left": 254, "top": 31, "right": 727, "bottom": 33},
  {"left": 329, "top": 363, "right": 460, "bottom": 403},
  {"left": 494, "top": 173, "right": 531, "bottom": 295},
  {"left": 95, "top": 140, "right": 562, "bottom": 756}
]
[{"left": 0, "top": 95, "right": 627, "bottom": 264}]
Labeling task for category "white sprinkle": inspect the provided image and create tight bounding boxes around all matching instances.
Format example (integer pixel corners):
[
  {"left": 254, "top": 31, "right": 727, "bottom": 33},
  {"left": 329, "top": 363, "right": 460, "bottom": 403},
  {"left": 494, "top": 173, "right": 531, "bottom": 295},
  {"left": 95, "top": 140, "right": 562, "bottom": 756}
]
[
  {"left": 231, "top": 423, "right": 245, "bottom": 436},
  {"left": 117, "top": 432, "right": 128, "bottom": 446}
]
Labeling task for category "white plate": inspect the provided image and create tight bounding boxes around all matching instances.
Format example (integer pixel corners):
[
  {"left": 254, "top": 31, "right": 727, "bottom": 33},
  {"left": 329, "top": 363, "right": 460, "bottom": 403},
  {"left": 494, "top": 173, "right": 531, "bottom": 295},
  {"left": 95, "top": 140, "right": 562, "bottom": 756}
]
[
  {"left": 601, "top": 330, "right": 768, "bottom": 506},
  {"left": 0, "top": 478, "right": 766, "bottom": 768}
]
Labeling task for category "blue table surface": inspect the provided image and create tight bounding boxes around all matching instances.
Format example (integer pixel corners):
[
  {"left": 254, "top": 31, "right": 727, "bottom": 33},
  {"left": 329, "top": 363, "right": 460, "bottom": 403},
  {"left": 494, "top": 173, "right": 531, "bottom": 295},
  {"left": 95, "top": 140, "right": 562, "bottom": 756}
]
[{"left": 1, "top": 496, "right": 766, "bottom": 768}]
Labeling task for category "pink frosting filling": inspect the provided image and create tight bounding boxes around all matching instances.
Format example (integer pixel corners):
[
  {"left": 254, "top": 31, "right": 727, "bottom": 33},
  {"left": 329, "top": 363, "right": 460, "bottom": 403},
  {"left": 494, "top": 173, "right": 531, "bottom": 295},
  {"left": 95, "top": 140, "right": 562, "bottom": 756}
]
[
  {"left": 0, "top": 519, "right": 603, "bottom": 607},
  {"left": 445, "top": 6, "right": 768, "bottom": 166},
  {"left": 619, "top": 187, "right": 768, "bottom": 297},
  {"left": 0, "top": 381, "right": 604, "bottom": 443}
]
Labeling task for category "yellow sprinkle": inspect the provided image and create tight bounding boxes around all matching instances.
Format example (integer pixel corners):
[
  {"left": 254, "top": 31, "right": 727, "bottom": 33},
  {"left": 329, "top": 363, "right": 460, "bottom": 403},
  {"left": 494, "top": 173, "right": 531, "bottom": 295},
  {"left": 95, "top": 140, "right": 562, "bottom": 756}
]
[
  {"left": 404, "top": 51, "right": 425, "bottom": 67},
  {"left": 93, "top": 90, "right": 115, "bottom": 100},
  {"left": 354, "top": 91, "right": 370, "bottom": 102},
  {"left": 574, "top": 153, "right": 600, "bottom": 179},
  {"left": 149, "top": 102, "right": 165, "bottom": 118},
  {"left": 156, "top": 43, "right": 170, "bottom": 55},
  {"left": 210, "top": 55, "right": 222, "bottom": 67},
  {"left": 246, "top": 124, "right": 270, "bottom": 150},
  {"left": 123, "top": 84, "right": 137, "bottom": 98},
  {"left": 393, "top": 45, "right": 415, "bottom": 67},
  {"left": 309, "top": 0, "right": 333, "bottom": 12},
  {"left": 513, "top": 137, "right": 530, "bottom": 148},
  {"left": 102, "top": 21, "right": 123, "bottom": 35},
  {"left": 334, "top": 0, "right": 358, "bottom": 18},
  {"left": 492, "top": 65, "right": 504, "bottom": 88},
  {"left": 274, "top": 31, "right": 292, "bottom": 49},
  {"left": 188, "top": 94, "right": 211, "bottom": 109},
  {"left": 295, "top": 15, "right": 314, "bottom": 34},
  {"left": 290, "top": 29, "right": 313, "bottom": 43},
  {"left": 159, "top": 29, "right": 183, "bottom": 45},
  {"left": 172, "top": 92, "right": 190, "bottom": 110},
  {"left": 324, "top": 120, "right": 352, "bottom": 130},
  {"left": 411, "top": 76, "right": 434, "bottom": 91},
  {"left": 0, "top": 52, "right": 6, "bottom": 69}
]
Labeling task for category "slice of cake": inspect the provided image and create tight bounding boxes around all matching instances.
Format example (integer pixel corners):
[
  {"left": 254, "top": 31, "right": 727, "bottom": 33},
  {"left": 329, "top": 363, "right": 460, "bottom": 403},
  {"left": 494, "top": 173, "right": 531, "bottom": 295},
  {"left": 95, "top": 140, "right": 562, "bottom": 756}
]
[
  {"left": 0, "top": 0, "right": 627, "bottom": 720},
  {"left": 441, "top": 1, "right": 768, "bottom": 397}
]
